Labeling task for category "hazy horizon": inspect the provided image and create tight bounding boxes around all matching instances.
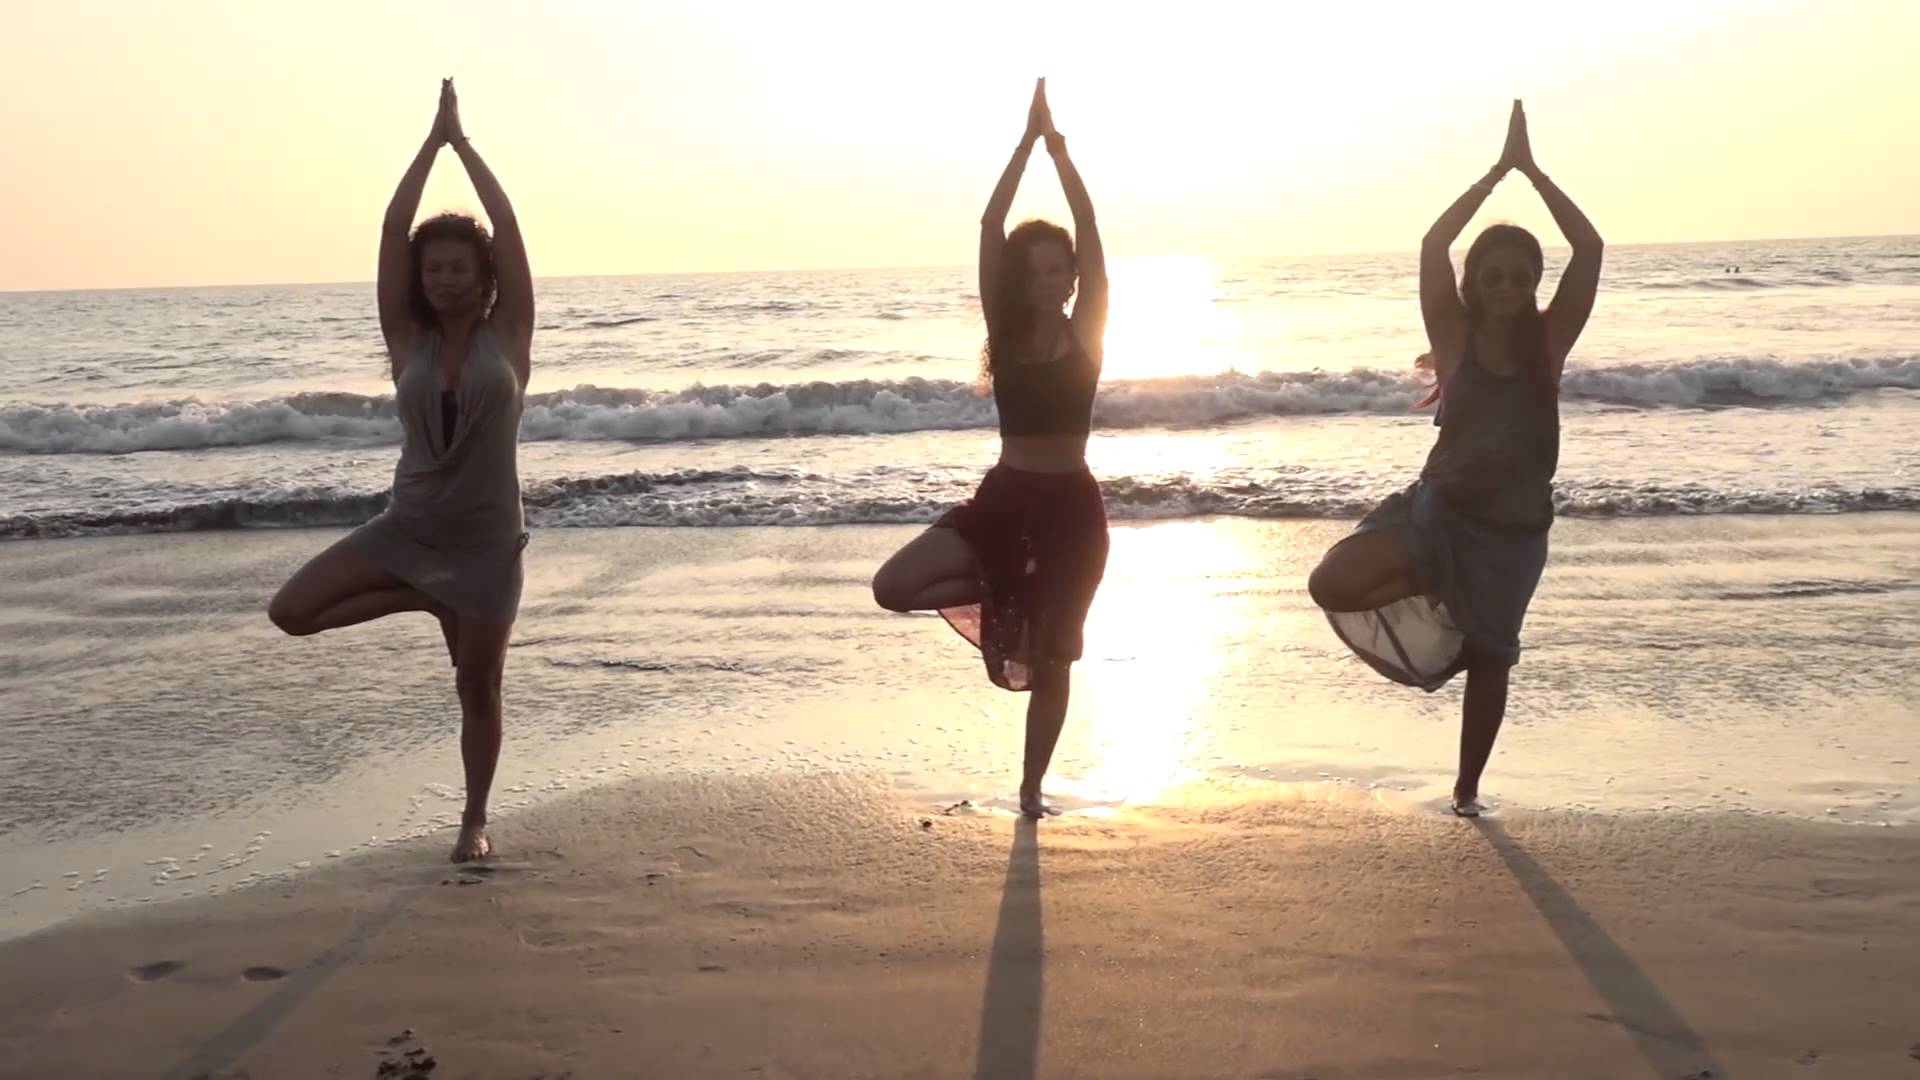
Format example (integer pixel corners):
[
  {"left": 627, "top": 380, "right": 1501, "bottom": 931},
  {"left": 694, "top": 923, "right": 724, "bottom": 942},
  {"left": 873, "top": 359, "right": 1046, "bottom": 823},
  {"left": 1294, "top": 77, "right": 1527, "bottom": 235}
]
[{"left": 5, "top": 231, "right": 1912, "bottom": 297}]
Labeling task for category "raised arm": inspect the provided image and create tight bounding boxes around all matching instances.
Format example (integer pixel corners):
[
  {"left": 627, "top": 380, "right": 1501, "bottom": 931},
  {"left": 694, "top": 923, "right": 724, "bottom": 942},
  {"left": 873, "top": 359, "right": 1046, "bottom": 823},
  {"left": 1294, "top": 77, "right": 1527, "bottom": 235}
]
[
  {"left": 1420, "top": 167, "right": 1503, "bottom": 366},
  {"left": 441, "top": 80, "right": 534, "bottom": 382},
  {"left": 979, "top": 80, "right": 1047, "bottom": 325},
  {"left": 1525, "top": 155, "right": 1602, "bottom": 376},
  {"left": 1530, "top": 171, "right": 1602, "bottom": 375},
  {"left": 377, "top": 109, "right": 443, "bottom": 367},
  {"left": 1502, "top": 101, "right": 1603, "bottom": 377},
  {"left": 1045, "top": 123, "right": 1107, "bottom": 357}
]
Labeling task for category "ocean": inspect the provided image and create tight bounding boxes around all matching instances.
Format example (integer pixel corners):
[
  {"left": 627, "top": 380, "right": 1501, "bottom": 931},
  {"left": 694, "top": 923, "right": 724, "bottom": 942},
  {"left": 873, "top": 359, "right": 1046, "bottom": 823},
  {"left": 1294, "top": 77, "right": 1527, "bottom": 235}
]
[{"left": 4, "top": 235, "right": 1918, "bottom": 536}]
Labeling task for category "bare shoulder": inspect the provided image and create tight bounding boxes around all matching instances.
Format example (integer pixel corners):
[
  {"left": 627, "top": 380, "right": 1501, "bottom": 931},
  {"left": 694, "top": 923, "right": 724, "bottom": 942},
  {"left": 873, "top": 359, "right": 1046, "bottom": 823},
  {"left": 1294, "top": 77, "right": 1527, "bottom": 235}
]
[
  {"left": 487, "top": 315, "right": 533, "bottom": 384},
  {"left": 483, "top": 310, "right": 531, "bottom": 346},
  {"left": 1067, "top": 303, "right": 1104, "bottom": 361},
  {"left": 383, "top": 324, "right": 422, "bottom": 378},
  {"left": 1069, "top": 324, "right": 1103, "bottom": 366},
  {"left": 1429, "top": 333, "right": 1467, "bottom": 380}
]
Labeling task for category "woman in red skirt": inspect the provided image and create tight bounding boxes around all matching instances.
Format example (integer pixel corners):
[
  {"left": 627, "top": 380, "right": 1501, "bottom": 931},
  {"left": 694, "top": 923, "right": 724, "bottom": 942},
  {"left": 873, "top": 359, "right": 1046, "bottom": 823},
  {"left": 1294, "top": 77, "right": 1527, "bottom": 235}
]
[{"left": 871, "top": 78, "right": 1109, "bottom": 818}]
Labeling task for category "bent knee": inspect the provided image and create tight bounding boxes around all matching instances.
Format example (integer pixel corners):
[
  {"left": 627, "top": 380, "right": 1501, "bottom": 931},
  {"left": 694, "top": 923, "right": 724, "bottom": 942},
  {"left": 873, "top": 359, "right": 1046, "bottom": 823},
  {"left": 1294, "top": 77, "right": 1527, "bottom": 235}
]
[
  {"left": 870, "top": 568, "right": 914, "bottom": 613},
  {"left": 266, "top": 595, "right": 313, "bottom": 636},
  {"left": 1305, "top": 561, "right": 1345, "bottom": 610}
]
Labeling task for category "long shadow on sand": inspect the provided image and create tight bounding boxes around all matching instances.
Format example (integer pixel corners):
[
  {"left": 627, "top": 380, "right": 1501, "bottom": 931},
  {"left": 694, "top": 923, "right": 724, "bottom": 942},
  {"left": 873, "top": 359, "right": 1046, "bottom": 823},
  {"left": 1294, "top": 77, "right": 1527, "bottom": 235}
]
[
  {"left": 973, "top": 818, "right": 1042, "bottom": 1080},
  {"left": 1473, "top": 818, "right": 1728, "bottom": 1079}
]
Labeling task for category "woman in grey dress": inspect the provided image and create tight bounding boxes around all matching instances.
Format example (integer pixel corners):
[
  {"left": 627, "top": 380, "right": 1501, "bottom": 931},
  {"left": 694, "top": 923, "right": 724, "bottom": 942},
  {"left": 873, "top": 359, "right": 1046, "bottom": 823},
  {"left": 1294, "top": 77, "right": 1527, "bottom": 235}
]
[
  {"left": 1307, "top": 101, "right": 1603, "bottom": 817},
  {"left": 269, "top": 79, "right": 531, "bottom": 862}
]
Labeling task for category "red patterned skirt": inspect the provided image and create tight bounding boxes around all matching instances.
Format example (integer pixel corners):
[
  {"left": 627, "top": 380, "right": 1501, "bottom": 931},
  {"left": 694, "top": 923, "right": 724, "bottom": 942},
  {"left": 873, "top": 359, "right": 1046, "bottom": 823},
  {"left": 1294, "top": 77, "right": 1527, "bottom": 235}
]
[{"left": 936, "top": 464, "right": 1109, "bottom": 692}]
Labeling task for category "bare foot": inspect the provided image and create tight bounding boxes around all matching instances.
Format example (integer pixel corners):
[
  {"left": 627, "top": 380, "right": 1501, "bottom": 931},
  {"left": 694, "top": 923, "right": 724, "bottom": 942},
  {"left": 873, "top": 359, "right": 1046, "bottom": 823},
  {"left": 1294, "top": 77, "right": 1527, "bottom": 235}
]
[
  {"left": 450, "top": 822, "right": 491, "bottom": 862},
  {"left": 1019, "top": 789, "right": 1061, "bottom": 819},
  {"left": 1450, "top": 791, "right": 1484, "bottom": 818}
]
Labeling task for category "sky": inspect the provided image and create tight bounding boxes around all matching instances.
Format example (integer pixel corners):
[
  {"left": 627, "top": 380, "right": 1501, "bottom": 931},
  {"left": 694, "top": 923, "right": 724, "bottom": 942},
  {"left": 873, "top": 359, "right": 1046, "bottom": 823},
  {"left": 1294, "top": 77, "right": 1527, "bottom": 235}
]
[{"left": 3, "top": 0, "right": 1916, "bottom": 291}]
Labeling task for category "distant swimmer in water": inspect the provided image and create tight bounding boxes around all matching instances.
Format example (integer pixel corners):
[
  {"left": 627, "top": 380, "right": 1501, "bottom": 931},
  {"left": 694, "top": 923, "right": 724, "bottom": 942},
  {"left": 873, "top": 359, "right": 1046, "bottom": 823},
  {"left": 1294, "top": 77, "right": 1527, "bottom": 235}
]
[
  {"left": 1306, "top": 100, "right": 1604, "bottom": 817},
  {"left": 268, "top": 80, "right": 534, "bottom": 862},
  {"left": 871, "top": 78, "right": 1110, "bottom": 818}
]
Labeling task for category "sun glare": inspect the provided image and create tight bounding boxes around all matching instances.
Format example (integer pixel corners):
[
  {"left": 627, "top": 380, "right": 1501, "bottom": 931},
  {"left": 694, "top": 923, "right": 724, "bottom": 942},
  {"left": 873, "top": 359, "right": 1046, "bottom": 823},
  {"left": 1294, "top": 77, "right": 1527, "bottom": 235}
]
[
  {"left": 1100, "top": 256, "right": 1248, "bottom": 382},
  {"left": 1065, "top": 521, "right": 1265, "bottom": 808}
]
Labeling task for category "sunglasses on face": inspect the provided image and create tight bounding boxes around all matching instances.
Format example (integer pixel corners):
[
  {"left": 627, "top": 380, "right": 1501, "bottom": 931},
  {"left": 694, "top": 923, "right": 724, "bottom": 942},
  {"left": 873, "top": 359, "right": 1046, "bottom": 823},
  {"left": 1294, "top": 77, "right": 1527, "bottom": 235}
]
[{"left": 1477, "top": 268, "right": 1534, "bottom": 289}]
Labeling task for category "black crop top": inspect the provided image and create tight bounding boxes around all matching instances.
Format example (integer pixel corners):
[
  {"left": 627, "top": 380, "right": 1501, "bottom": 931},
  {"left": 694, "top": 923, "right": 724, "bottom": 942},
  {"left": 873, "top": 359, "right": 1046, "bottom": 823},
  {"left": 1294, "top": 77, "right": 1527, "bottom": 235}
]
[{"left": 990, "top": 338, "right": 1101, "bottom": 437}]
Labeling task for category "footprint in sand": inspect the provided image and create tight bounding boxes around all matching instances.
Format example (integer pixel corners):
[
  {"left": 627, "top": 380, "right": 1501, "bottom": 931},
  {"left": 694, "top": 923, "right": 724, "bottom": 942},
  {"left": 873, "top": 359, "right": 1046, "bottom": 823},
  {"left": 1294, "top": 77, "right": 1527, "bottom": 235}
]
[
  {"left": 242, "top": 966, "right": 286, "bottom": 982},
  {"left": 128, "top": 960, "right": 184, "bottom": 981}
]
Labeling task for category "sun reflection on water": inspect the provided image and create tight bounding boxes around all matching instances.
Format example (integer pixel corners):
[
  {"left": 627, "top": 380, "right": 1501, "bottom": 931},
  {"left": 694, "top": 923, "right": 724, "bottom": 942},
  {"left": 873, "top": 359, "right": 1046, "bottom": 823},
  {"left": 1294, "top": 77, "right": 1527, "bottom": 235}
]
[
  {"left": 1099, "top": 256, "right": 1252, "bottom": 382},
  {"left": 1065, "top": 520, "right": 1267, "bottom": 810}
]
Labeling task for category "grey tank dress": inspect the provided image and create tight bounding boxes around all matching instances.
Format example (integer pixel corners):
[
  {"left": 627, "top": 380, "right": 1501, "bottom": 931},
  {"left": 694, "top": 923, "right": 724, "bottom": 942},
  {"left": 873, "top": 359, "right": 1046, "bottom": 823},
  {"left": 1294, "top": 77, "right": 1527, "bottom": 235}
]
[
  {"left": 1323, "top": 336, "right": 1558, "bottom": 691},
  {"left": 346, "top": 324, "right": 528, "bottom": 625}
]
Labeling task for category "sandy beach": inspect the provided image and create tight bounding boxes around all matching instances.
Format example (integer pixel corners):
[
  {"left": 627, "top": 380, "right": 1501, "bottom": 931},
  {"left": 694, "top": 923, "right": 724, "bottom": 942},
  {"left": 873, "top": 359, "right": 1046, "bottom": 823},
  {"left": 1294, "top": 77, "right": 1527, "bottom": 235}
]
[
  {"left": 2, "top": 518, "right": 1918, "bottom": 1075},
  {"left": 2, "top": 775, "right": 1918, "bottom": 1078}
]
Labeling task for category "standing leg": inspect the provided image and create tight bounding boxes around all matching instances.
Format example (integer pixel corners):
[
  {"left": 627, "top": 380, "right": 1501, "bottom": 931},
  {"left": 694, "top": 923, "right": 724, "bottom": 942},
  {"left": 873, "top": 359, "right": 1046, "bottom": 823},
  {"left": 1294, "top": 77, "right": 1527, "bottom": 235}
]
[
  {"left": 1018, "top": 502, "right": 1107, "bottom": 819},
  {"left": 1019, "top": 661, "right": 1072, "bottom": 818},
  {"left": 450, "top": 616, "right": 513, "bottom": 862},
  {"left": 1453, "top": 658, "right": 1511, "bottom": 815}
]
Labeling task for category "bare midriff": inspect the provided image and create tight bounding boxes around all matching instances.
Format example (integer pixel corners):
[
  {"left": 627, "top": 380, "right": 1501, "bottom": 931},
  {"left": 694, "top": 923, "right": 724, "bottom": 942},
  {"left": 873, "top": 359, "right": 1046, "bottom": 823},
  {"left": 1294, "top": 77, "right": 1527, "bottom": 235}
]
[{"left": 998, "top": 433, "right": 1090, "bottom": 473}]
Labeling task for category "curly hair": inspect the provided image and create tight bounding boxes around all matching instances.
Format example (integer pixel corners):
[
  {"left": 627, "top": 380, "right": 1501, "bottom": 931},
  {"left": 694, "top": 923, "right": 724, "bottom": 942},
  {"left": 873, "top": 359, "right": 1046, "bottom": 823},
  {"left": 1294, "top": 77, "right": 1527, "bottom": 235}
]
[
  {"left": 406, "top": 213, "right": 497, "bottom": 328},
  {"left": 980, "top": 218, "right": 1076, "bottom": 382}
]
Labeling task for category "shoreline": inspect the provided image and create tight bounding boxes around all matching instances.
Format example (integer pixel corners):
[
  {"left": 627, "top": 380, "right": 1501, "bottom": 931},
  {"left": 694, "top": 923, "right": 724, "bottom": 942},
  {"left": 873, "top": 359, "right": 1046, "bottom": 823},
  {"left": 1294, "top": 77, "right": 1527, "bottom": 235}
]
[
  {"left": 2, "top": 773, "right": 1916, "bottom": 1077},
  {"left": 4, "top": 516, "right": 1917, "bottom": 948}
]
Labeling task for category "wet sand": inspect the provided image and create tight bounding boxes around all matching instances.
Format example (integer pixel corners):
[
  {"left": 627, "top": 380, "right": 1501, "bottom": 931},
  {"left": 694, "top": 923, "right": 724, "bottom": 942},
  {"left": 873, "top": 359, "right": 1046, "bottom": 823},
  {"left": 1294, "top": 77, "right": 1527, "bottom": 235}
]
[
  {"left": 3, "top": 518, "right": 1918, "bottom": 946},
  {"left": 1, "top": 775, "right": 1916, "bottom": 1078}
]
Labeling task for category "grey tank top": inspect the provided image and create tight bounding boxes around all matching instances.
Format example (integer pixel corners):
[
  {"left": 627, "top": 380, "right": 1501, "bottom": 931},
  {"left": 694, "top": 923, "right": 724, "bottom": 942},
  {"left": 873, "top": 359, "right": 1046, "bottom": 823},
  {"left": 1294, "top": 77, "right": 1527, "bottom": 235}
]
[
  {"left": 384, "top": 324, "right": 525, "bottom": 544},
  {"left": 1419, "top": 335, "right": 1560, "bottom": 531}
]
